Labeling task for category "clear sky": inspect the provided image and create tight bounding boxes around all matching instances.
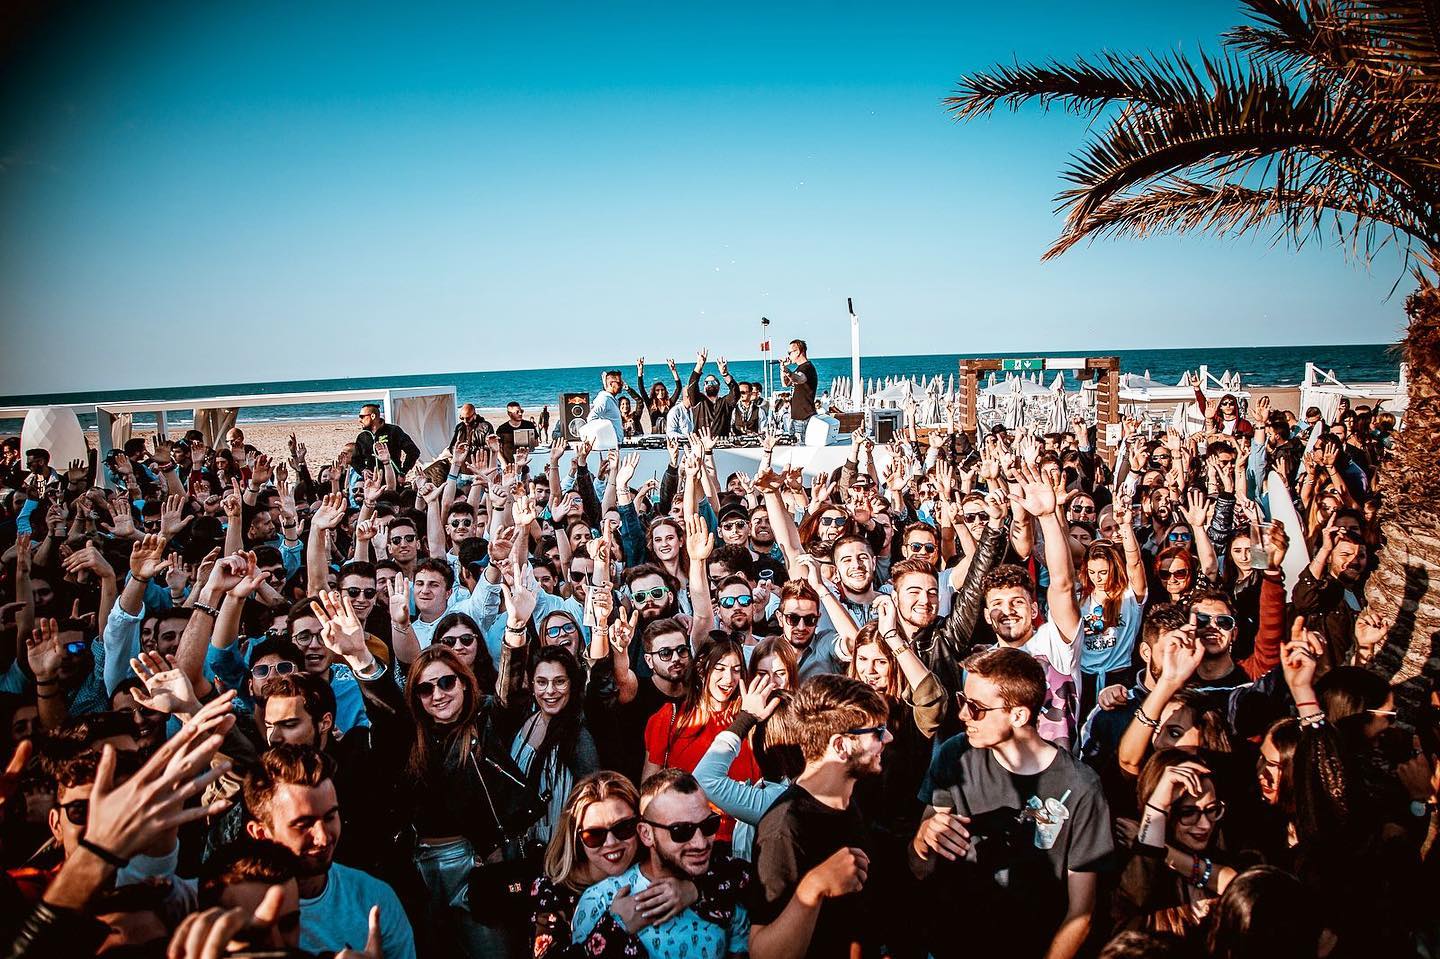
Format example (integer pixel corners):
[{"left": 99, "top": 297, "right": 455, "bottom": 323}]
[{"left": 0, "top": 1, "right": 1410, "bottom": 395}]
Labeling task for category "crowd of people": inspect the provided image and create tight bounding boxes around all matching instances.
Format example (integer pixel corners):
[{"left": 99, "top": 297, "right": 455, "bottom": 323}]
[{"left": 0, "top": 342, "right": 1430, "bottom": 959}]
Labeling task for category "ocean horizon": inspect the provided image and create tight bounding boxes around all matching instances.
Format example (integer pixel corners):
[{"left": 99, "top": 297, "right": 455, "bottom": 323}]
[{"left": 0, "top": 342, "right": 1402, "bottom": 431}]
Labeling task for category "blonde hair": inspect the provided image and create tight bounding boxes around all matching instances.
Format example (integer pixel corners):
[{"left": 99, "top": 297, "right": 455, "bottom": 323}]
[{"left": 544, "top": 771, "right": 640, "bottom": 891}]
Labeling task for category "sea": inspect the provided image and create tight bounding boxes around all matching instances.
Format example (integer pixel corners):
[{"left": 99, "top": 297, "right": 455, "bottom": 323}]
[{"left": 0, "top": 343, "right": 1401, "bottom": 431}]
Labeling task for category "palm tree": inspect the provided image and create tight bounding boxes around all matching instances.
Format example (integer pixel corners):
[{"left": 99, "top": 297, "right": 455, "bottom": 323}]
[{"left": 947, "top": 0, "right": 1440, "bottom": 699}]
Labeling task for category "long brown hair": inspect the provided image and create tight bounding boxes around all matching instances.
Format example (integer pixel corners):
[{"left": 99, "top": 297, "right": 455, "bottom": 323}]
[
  {"left": 544, "top": 771, "right": 640, "bottom": 891},
  {"left": 847, "top": 623, "right": 900, "bottom": 700},
  {"left": 405, "top": 646, "right": 483, "bottom": 779},
  {"left": 679, "top": 638, "right": 745, "bottom": 726},
  {"left": 1079, "top": 541, "right": 1128, "bottom": 629}
]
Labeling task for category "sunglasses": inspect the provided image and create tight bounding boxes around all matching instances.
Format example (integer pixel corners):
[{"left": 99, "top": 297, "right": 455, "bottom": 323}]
[
  {"left": 720, "top": 521, "right": 749, "bottom": 532},
  {"left": 633, "top": 586, "right": 671, "bottom": 603},
  {"left": 1158, "top": 568, "right": 1191, "bottom": 581},
  {"left": 344, "top": 586, "right": 378, "bottom": 599},
  {"left": 718, "top": 595, "right": 753, "bottom": 609},
  {"left": 1172, "top": 801, "right": 1226, "bottom": 826},
  {"left": 844, "top": 724, "right": 887, "bottom": 740},
  {"left": 1069, "top": 505, "right": 1097, "bottom": 515},
  {"left": 1167, "top": 531, "right": 1194, "bottom": 544},
  {"left": 389, "top": 534, "right": 418, "bottom": 545},
  {"left": 569, "top": 570, "right": 590, "bottom": 583},
  {"left": 644, "top": 812, "right": 722, "bottom": 843},
  {"left": 1193, "top": 612, "right": 1236, "bottom": 631},
  {"left": 579, "top": 816, "right": 640, "bottom": 849},
  {"left": 783, "top": 612, "right": 819, "bottom": 628},
  {"left": 648, "top": 644, "right": 691, "bottom": 662},
  {"left": 61, "top": 799, "right": 89, "bottom": 826},
  {"left": 962, "top": 512, "right": 987, "bottom": 524},
  {"left": 956, "top": 694, "right": 1012, "bottom": 720},
  {"left": 438, "top": 633, "right": 478, "bottom": 648},
  {"left": 449, "top": 519, "right": 474, "bottom": 529},
  {"left": 906, "top": 542, "right": 937, "bottom": 554},
  {"left": 251, "top": 660, "right": 297, "bottom": 680},
  {"left": 818, "top": 515, "right": 847, "bottom": 528},
  {"left": 415, "top": 674, "right": 461, "bottom": 699},
  {"left": 64, "top": 640, "right": 89, "bottom": 657},
  {"left": 545, "top": 622, "right": 578, "bottom": 638}
]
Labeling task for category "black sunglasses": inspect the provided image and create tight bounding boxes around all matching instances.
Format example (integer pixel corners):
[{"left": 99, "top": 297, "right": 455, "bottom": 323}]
[
  {"left": 415, "top": 674, "right": 461, "bottom": 698},
  {"left": 906, "top": 542, "right": 937, "bottom": 554},
  {"left": 956, "top": 694, "right": 1012, "bottom": 720},
  {"left": 783, "top": 612, "right": 819, "bottom": 628},
  {"left": 344, "top": 587, "right": 378, "bottom": 599},
  {"left": 61, "top": 800, "right": 89, "bottom": 826},
  {"left": 579, "top": 816, "right": 640, "bottom": 849},
  {"left": 648, "top": 644, "right": 691, "bottom": 662},
  {"left": 438, "top": 633, "right": 478, "bottom": 648},
  {"left": 1173, "top": 801, "right": 1226, "bottom": 826},
  {"left": 644, "top": 812, "right": 721, "bottom": 843}
]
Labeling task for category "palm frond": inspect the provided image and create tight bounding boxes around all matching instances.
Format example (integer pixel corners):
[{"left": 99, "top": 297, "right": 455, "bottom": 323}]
[
  {"left": 1345, "top": 0, "right": 1440, "bottom": 72},
  {"left": 1045, "top": 175, "right": 1421, "bottom": 260},
  {"left": 1054, "top": 53, "right": 1440, "bottom": 251},
  {"left": 1224, "top": 0, "right": 1354, "bottom": 74},
  {"left": 947, "top": 51, "right": 1232, "bottom": 120}
]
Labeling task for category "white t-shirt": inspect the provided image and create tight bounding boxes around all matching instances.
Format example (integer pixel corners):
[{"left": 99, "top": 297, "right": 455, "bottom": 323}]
[{"left": 1019, "top": 621, "right": 1080, "bottom": 748}]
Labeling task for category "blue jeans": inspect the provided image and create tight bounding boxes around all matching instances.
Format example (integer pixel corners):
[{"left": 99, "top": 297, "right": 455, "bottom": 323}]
[{"left": 413, "top": 838, "right": 514, "bottom": 958}]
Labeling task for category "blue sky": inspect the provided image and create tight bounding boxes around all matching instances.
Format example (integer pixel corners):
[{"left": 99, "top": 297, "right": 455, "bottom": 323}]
[{"left": 0, "top": 1, "right": 1409, "bottom": 395}]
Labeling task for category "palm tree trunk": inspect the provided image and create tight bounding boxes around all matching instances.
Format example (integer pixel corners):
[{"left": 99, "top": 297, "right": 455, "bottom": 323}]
[{"left": 1366, "top": 284, "right": 1440, "bottom": 709}]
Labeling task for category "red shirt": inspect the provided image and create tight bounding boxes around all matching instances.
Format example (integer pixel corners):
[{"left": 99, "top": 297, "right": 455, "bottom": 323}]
[{"left": 644, "top": 703, "right": 761, "bottom": 842}]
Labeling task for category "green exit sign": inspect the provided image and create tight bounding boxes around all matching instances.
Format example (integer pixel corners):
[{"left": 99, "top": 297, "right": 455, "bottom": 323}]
[{"left": 1002, "top": 358, "right": 1045, "bottom": 372}]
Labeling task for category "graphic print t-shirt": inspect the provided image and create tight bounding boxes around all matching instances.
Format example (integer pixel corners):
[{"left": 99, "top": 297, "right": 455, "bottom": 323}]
[{"left": 1079, "top": 589, "right": 1142, "bottom": 676}]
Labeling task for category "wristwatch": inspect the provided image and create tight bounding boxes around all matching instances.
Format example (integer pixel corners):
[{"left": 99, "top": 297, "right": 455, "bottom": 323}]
[{"left": 1410, "top": 799, "right": 1435, "bottom": 818}]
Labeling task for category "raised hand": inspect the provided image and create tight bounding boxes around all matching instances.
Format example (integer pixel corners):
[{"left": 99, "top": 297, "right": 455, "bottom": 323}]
[
  {"left": 221, "top": 479, "right": 243, "bottom": 521},
  {"left": 62, "top": 544, "right": 115, "bottom": 583},
  {"left": 25, "top": 619, "right": 63, "bottom": 682},
  {"left": 312, "top": 591, "right": 371, "bottom": 665},
  {"left": 1157, "top": 626, "right": 1203, "bottom": 689},
  {"left": 159, "top": 493, "right": 193, "bottom": 539},
  {"left": 501, "top": 565, "right": 538, "bottom": 632},
  {"left": 512, "top": 490, "right": 538, "bottom": 527},
  {"left": 1179, "top": 488, "right": 1210, "bottom": 528},
  {"left": 129, "top": 534, "right": 172, "bottom": 583},
  {"left": 83, "top": 693, "right": 237, "bottom": 862},
  {"left": 362, "top": 469, "right": 383, "bottom": 507},
  {"left": 738, "top": 675, "right": 780, "bottom": 721},
  {"left": 251, "top": 453, "right": 273, "bottom": 487},
  {"left": 105, "top": 497, "right": 138, "bottom": 538},
  {"left": 381, "top": 573, "right": 409, "bottom": 625},
  {"left": 684, "top": 514, "right": 714, "bottom": 563},
  {"left": 129, "top": 651, "right": 201, "bottom": 715},
  {"left": 609, "top": 609, "right": 639, "bottom": 658},
  {"left": 312, "top": 492, "right": 348, "bottom": 531},
  {"left": 1353, "top": 609, "right": 1392, "bottom": 663},
  {"left": 1006, "top": 462, "right": 1057, "bottom": 517}
]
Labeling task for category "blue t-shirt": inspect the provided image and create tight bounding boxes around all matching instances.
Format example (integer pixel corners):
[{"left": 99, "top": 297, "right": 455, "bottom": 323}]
[
  {"left": 299, "top": 862, "right": 415, "bottom": 959},
  {"left": 1078, "top": 589, "right": 1142, "bottom": 676},
  {"left": 573, "top": 863, "right": 747, "bottom": 959}
]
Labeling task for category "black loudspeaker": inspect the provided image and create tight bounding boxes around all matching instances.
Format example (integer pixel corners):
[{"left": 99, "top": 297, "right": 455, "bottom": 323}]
[{"left": 560, "top": 392, "right": 590, "bottom": 442}]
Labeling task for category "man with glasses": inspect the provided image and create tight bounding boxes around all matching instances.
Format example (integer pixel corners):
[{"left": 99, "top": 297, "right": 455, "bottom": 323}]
[
  {"left": 384, "top": 516, "right": 422, "bottom": 579},
  {"left": 587, "top": 370, "right": 628, "bottom": 444},
  {"left": 711, "top": 575, "right": 758, "bottom": 646},
  {"left": 911, "top": 647, "right": 1111, "bottom": 959},
  {"left": 780, "top": 339, "right": 817, "bottom": 438},
  {"left": 750, "top": 674, "right": 886, "bottom": 959},
  {"left": 777, "top": 579, "right": 843, "bottom": 681},
  {"left": 285, "top": 598, "right": 377, "bottom": 736},
  {"left": 586, "top": 617, "right": 691, "bottom": 783},
  {"left": 353, "top": 404, "right": 419, "bottom": 476},
  {"left": 685, "top": 349, "right": 740, "bottom": 438},
  {"left": 1185, "top": 592, "right": 1253, "bottom": 693},
  {"left": 573, "top": 770, "right": 748, "bottom": 958},
  {"left": 495, "top": 401, "right": 538, "bottom": 459}
]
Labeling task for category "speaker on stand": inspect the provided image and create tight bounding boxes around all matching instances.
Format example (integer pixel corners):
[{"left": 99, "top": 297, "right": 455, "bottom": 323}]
[{"left": 560, "top": 392, "right": 591, "bottom": 442}]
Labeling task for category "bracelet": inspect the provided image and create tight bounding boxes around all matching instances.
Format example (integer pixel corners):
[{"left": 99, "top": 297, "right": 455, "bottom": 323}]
[
  {"left": 78, "top": 837, "right": 130, "bottom": 869},
  {"left": 193, "top": 602, "right": 221, "bottom": 619},
  {"left": 1196, "top": 857, "right": 1214, "bottom": 889},
  {"left": 35, "top": 689, "right": 62, "bottom": 699},
  {"left": 35, "top": 678, "right": 57, "bottom": 687},
  {"left": 505, "top": 622, "right": 527, "bottom": 633},
  {"left": 1294, "top": 700, "right": 1318, "bottom": 708},
  {"left": 1144, "top": 802, "right": 1169, "bottom": 815},
  {"left": 133, "top": 575, "right": 151, "bottom": 584},
  {"left": 1134, "top": 706, "right": 1160, "bottom": 729}
]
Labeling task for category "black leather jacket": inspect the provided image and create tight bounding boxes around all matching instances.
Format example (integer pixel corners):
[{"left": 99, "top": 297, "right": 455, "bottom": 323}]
[{"left": 910, "top": 523, "right": 1008, "bottom": 701}]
